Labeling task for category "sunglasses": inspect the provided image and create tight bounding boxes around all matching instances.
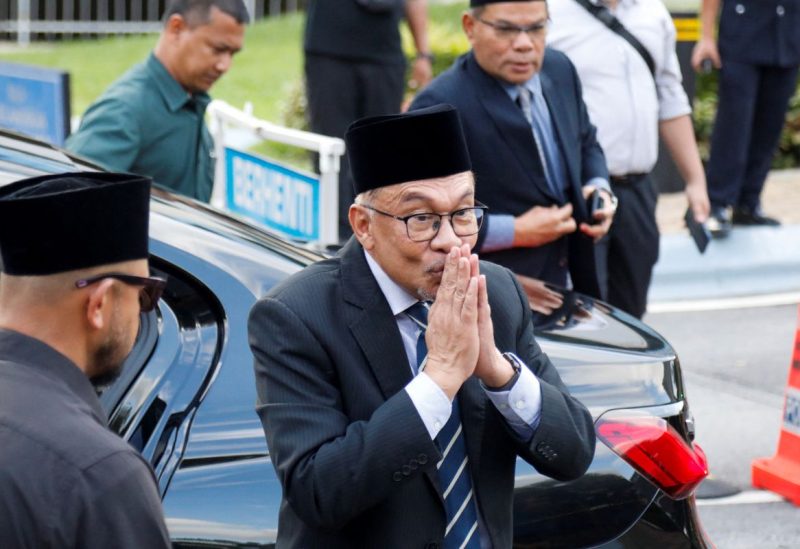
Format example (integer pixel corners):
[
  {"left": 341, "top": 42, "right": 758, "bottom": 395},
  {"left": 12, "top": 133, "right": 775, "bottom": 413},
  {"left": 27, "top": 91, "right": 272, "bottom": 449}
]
[{"left": 75, "top": 273, "right": 167, "bottom": 313}]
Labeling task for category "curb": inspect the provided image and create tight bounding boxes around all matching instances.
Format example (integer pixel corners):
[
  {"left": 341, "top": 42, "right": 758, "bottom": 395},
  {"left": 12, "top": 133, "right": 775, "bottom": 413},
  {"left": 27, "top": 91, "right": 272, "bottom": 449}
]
[{"left": 649, "top": 224, "right": 800, "bottom": 305}]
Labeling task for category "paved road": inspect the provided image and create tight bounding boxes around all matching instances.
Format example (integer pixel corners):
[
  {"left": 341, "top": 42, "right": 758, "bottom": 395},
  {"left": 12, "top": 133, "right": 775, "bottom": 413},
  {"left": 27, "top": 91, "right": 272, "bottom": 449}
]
[{"left": 645, "top": 302, "right": 800, "bottom": 549}]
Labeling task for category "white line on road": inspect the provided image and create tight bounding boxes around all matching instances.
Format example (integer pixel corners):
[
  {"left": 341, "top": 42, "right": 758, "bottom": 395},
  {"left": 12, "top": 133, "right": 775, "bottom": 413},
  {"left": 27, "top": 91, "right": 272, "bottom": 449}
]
[
  {"left": 696, "top": 490, "right": 788, "bottom": 507},
  {"left": 649, "top": 292, "right": 800, "bottom": 314}
]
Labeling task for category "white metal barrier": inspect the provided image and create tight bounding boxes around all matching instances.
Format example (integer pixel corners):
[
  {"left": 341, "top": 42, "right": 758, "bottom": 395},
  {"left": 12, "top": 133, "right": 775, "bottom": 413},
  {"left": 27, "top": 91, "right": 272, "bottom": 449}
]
[{"left": 207, "top": 100, "right": 345, "bottom": 247}]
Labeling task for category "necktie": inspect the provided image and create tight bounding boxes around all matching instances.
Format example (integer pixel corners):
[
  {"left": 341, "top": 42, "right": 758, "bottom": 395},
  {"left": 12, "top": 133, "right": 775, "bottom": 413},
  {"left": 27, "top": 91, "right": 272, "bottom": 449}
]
[
  {"left": 517, "top": 85, "right": 566, "bottom": 201},
  {"left": 405, "top": 303, "right": 481, "bottom": 549}
]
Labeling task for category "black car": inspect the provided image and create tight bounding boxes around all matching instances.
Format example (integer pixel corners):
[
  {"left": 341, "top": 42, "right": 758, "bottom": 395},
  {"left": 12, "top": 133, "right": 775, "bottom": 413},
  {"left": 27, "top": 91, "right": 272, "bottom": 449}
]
[{"left": 0, "top": 130, "right": 712, "bottom": 548}]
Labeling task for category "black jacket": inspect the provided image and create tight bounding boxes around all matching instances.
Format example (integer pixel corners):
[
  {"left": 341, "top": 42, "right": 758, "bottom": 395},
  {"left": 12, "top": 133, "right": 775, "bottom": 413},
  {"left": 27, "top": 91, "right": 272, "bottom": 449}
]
[
  {"left": 248, "top": 238, "right": 595, "bottom": 548},
  {"left": 410, "top": 50, "right": 608, "bottom": 297}
]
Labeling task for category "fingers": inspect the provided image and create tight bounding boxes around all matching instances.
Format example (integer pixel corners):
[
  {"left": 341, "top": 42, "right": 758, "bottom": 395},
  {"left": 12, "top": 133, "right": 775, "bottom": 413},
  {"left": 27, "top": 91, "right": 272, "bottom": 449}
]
[
  {"left": 477, "top": 274, "right": 489, "bottom": 321},
  {"left": 579, "top": 222, "right": 608, "bottom": 242},
  {"left": 438, "top": 247, "right": 460, "bottom": 299},
  {"left": 461, "top": 275, "right": 479, "bottom": 323}
]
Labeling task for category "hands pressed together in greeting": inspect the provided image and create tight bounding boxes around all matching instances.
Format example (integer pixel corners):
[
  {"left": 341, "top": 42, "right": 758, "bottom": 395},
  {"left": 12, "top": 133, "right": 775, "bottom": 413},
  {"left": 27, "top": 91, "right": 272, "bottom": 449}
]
[{"left": 423, "top": 244, "right": 516, "bottom": 400}]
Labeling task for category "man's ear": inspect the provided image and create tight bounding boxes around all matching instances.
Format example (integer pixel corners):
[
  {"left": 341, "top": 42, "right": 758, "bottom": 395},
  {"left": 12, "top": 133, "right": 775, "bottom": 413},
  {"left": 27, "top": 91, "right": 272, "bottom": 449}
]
[
  {"left": 349, "top": 204, "right": 375, "bottom": 250},
  {"left": 164, "top": 13, "right": 188, "bottom": 39},
  {"left": 462, "top": 12, "right": 476, "bottom": 43},
  {"left": 85, "top": 279, "right": 115, "bottom": 331}
]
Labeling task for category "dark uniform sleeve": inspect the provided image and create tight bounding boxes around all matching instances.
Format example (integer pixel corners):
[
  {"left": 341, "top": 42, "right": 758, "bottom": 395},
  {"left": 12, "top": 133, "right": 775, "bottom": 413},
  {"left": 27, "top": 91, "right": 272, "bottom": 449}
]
[{"left": 73, "top": 450, "right": 171, "bottom": 548}]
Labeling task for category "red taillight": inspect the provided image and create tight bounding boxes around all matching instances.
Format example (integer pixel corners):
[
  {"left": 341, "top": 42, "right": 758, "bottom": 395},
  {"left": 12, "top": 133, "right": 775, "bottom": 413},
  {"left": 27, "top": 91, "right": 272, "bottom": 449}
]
[{"left": 596, "top": 412, "right": 708, "bottom": 500}]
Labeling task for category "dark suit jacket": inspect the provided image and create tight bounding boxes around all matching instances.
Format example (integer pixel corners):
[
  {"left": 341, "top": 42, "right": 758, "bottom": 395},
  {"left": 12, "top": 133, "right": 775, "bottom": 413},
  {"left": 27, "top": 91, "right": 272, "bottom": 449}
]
[
  {"left": 248, "top": 239, "right": 595, "bottom": 548},
  {"left": 719, "top": 0, "right": 800, "bottom": 67},
  {"left": 410, "top": 50, "right": 608, "bottom": 297}
]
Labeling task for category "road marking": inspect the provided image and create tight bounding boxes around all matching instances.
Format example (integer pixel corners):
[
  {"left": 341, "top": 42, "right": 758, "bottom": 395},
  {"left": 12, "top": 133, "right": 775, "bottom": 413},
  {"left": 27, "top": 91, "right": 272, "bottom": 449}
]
[
  {"left": 696, "top": 490, "right": 787, "bottom": 507},
  {"left": 649, "top": 292, "right": 800, "bottom": 314}
]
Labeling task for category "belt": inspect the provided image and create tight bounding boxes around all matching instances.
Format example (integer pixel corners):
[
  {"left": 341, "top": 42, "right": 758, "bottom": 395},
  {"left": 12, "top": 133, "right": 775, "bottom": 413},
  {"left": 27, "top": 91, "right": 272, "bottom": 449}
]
[{"left": 610, "top": 173, "right": 647, "bottom": 185}]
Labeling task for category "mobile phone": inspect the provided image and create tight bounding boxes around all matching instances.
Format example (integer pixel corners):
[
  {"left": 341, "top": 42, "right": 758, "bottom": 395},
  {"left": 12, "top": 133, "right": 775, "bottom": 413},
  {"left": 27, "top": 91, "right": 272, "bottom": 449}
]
[
  {"left": 684, "top": 208, "right": 711, "bottom": 254},
  {"left": 586, "top": 189, "right": 604, "bottom": 225}
]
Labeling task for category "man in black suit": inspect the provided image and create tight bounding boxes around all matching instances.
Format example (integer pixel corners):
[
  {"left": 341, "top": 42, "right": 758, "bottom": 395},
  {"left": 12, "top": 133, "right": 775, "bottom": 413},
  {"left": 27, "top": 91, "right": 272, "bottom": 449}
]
[
  {"left": 0, "top": 173, "right": 170, "bottom": 548},
  {"left": 692, "top": 0, "right": 800, "bottom": 233},
  {"left": 304, "top": 0, "right": 432, "bottom": 241},
  {"left": 248, "top": 105, "right": 595, "bottom": 547},
  {"left": 410, "top": 0, "right": 615, "bottom": 314}
]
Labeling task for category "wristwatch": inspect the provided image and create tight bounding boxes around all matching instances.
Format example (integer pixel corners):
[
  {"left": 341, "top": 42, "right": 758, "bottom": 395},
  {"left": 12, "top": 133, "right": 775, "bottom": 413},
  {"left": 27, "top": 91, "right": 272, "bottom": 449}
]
[
  {"left": 485, "top": 352, "right": 523, "bottom": 392},
  {"left": 415, "top": 51, "right": 435, "bottom": 63}
]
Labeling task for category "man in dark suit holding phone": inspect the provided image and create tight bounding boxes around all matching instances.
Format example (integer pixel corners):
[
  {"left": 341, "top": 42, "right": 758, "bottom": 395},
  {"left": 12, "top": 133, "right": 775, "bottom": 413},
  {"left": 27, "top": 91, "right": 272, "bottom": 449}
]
[
  {"left": 410, "top": 0, "right": 616, "bottom": 316},
  {"left": 248, "top": 105, "right": 594, "bottom": 547}
]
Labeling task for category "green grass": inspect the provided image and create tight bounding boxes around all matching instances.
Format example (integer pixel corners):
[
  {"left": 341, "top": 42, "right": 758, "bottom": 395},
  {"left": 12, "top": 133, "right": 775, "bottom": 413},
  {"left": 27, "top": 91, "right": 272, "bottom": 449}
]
[
  {"left": 0, "top": 3, "right": 469, "bottom": 123},
  {"left": 0, "top": 3, "right": 472, "bottom": 168}
]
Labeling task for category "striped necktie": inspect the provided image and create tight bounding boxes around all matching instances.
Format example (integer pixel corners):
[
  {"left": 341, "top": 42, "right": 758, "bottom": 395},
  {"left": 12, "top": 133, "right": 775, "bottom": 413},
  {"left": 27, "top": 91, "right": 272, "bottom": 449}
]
[
  {"left": 406, "top": 303, "right": 481, "bottom": 549},
  {"left": 517, "top": 84, "right": 566, "bottom": 201}
]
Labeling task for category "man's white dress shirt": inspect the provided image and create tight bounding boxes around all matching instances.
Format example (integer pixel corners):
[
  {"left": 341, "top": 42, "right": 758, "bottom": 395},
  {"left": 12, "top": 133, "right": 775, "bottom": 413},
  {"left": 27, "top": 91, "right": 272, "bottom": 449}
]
[{"left": 547, "top": 0, "right": 691, "bottom": 176}]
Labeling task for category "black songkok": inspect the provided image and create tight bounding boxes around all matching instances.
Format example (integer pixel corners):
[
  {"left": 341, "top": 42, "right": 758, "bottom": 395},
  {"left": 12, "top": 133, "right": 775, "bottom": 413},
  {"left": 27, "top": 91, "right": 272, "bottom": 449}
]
[
  {"left": 345, "top": 104, "right": 472, "bottom": 195},
  {"left": 470, "top": 0, "right": 538, "bottom": 6},
  {"left": 0, "top": 172, "right": 151, "bottom": 275}
]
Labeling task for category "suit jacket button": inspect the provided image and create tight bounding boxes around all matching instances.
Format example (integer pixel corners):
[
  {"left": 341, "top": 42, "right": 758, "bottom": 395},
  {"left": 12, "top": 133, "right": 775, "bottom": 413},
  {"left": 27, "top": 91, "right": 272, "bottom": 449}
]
[
  {"left": 735, "top": 3, "right": 745, "bottom": 14},
  {"left": 777, "top": 5, "right": 785, "bottom": 16},
  {"left": 402, "top": 465, "right": 412, "bottom": 476},
  {"left": 393, "top": 472, "right": 403, "bottom": 482},
  {"left": 418, "top": 454, "right": 428, "bottom": 465}
]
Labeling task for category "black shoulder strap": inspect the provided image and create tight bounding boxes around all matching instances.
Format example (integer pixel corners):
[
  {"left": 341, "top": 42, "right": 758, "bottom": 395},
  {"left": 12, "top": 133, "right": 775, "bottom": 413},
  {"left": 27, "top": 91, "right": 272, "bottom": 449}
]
[{"left": 572, "top": 0, "right": 656, "bottom": 78}]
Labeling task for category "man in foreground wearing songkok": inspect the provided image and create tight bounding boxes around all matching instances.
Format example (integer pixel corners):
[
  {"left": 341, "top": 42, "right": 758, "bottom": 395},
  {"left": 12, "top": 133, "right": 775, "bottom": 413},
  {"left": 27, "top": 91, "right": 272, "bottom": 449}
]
[
  {"left": 248, "top": 104, "right": 595, "bottom": 547},
  {"left": 0, "top": 172, "right": 171, "bottom": 548}
]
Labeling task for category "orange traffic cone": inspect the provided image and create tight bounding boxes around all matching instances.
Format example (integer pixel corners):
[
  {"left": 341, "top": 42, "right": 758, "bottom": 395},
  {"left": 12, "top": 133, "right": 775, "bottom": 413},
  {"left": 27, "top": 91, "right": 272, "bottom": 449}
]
[{"left": 752, "top": 304, "right": 800, "bottom": 505}]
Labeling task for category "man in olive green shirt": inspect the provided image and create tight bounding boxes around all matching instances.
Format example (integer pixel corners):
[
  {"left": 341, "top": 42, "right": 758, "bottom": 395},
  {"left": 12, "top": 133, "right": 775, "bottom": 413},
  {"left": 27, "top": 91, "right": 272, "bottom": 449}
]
[{"left": 67, "top": 0, "right": 248, "bottom": 202}]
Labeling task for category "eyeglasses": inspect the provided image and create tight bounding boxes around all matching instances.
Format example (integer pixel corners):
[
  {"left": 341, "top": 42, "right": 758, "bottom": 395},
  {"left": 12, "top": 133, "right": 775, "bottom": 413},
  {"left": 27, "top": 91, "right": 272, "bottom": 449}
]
[
  {"left": 75, "top": 273, "right": 167, "bottom": 313},
  {"left": 361, "top": 204, "right": 488, "bottom": 242},
  {"left": 476, "top": 17, "right": 548, "bottom": 41}
]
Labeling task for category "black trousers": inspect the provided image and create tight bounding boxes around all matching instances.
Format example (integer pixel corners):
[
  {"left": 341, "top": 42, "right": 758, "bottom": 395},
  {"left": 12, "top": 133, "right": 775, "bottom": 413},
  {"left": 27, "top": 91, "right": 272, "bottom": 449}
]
[
  {"left": 305, "top": 54, "right": 406, "bottom": 242},
  {"left": 595, "top": 174, "right": 659, "bottom": 319},
  {"left": 706, "top": 60, "right": 799, "bottom": 210}
]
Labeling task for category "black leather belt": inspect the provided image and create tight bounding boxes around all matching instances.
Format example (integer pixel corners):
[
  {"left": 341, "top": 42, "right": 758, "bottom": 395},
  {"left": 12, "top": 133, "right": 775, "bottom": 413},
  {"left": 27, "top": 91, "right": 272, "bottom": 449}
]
[{"left": 610, "top": 173, "right": 647, "bottom": 185}]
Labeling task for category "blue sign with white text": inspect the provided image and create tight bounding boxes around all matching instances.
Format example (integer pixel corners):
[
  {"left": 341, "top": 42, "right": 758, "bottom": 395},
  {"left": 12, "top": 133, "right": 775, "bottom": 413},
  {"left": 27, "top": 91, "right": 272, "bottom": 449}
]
[
  {"left": 225, "top": 147, "right": 320, "bottom": 241},
  {"left": 0, "top": 62, "right": 70, "bottom": 146}
]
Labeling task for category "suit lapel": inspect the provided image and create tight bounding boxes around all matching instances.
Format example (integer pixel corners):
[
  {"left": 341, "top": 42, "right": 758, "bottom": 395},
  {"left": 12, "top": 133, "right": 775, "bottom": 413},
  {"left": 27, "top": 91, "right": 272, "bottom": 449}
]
[
  {"left": 339, "top": 239, "right": 492, "bottom": 504},
  {"left": 540, "top": 69, "right": 580, "bottom": 197},
  {"left": 340, "top": 239, "right": 414, "bottom": 400},
  {"left": 340, "top": 239, "right": 446, "bottom": 500},
  {"left": 466, "top": 54, "right": 560, "bottom": 203}
]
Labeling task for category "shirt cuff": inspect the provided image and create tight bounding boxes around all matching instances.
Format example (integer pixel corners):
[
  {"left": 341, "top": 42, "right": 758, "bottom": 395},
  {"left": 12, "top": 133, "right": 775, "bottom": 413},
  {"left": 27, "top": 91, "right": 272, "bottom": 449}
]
[
  {"left": 405, "top": 372, "right": 453, "bottom": 440},
  {"left": 484, "top": 365, "right": 542, "bottom": 439},
  {"left": 585, "top": 177, "right": 611, "bottom": 195},
  {"left": 481, "top": 214, "right": 516, "bottom": 252}
]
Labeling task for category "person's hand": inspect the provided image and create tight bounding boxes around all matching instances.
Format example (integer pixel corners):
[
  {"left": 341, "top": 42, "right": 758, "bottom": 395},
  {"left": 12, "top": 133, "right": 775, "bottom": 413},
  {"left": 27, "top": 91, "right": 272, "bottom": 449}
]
[
  {"left": 408, "top": 56, "right": 433, "bottom": 91},
  {"left": 455, "top": 252, "right": 514, "bottom": 388},
  {"left": 579, "top": 187, "right": 615, "bottom": 241},
  {"left": 513, "top": 203, "right": 576, "bottom": 248},
  {"left": 424, "top": 245, "right": 480, "bottom": 399},
  {"left": 691, "top": 37, "right": 721, "bottom": 72},
  {"left": 685, "top": 179, "right": 710, "bottom": 223},
  {"left": 515, "top": 273, "right": 564, "bottom": 315}
]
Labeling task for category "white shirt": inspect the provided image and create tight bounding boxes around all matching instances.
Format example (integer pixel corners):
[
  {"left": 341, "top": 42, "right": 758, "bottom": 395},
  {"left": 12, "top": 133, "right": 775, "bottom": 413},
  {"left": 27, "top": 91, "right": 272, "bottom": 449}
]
[{"left": 547, "top": 0, "right": 691, "bottom": 175}]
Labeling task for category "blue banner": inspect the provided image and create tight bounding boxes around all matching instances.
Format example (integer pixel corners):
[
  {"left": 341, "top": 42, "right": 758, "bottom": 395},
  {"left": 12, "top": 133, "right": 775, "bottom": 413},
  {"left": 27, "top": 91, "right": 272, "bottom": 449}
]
[
  {"left": 224, "top": 147, "right": 320, "bottom": 241},
  {"left": 0, "top": 62, "right": 70, "bottom": 146}
]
